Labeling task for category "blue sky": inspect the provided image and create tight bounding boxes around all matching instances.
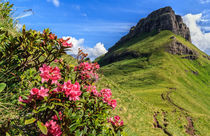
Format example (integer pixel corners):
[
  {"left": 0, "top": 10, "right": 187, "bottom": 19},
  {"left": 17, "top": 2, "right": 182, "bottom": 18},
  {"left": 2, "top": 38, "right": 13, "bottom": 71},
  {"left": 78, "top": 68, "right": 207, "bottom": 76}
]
[{"left": 8, "top": 0, "right": 210, "bottom": 58}]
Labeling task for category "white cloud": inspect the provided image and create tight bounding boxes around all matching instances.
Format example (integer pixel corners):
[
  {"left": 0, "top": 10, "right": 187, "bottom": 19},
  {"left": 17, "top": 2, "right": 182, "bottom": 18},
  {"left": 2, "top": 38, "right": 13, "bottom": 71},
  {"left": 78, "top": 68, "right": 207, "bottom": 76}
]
[
  {"left": 200, "top": 0, "right": 210, "bottom": 4},
  {"left": 47, "top": 0, "right": 60, "bottom": 7},
  {"left": 63, "top": 36, "right": 108, "bottom": 60},
  {"left": 86, "top": 42, "right": 108, "bottom": 59},
  {"left": 183, "top": 13, "right": 210, "bottom": 54},
  {"left": 14, "top": 10, "right": 33, "bottom": 20}
]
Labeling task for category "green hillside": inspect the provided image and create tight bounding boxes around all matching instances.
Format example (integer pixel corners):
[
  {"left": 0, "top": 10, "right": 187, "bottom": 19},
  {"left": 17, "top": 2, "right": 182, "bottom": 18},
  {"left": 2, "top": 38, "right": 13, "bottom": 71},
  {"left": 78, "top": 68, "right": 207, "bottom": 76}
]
[{"left": 96, "top": 30, "right": 210, "bottom": 136}]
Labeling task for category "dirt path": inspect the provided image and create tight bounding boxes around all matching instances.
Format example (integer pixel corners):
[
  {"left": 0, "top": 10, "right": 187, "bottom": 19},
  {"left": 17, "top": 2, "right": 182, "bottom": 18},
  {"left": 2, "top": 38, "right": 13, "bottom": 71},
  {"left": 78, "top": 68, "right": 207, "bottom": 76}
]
[
  {"left": 185, "top": 116, "right": 197, "bottom": 136},
  {"left": 153, "top": 111, "right": 172, "bottom": 136},
  {"left": 160, "top": 88, "right": 197, "bottom": 136},
  {"left": 165, "top": 90, "right": 188, "bottom": 112}
]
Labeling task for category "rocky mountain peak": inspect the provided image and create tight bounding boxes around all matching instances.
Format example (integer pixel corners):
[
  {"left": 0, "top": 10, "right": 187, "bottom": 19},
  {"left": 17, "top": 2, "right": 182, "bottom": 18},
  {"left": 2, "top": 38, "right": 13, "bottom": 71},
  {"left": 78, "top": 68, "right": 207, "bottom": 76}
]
[{"left": 109, "top": 6, "right": 191, "bottom": 52}]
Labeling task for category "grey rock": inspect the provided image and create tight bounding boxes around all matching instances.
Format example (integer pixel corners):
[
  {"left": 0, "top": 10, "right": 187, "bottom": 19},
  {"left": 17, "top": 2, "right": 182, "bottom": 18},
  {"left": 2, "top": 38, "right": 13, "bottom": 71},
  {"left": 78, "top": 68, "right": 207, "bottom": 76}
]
[
  {"left": 109, "top": 6, "right": 191, "bottom": 52},
  {"left": 167, "top": 39, "right": 198, "bottom": 60}
]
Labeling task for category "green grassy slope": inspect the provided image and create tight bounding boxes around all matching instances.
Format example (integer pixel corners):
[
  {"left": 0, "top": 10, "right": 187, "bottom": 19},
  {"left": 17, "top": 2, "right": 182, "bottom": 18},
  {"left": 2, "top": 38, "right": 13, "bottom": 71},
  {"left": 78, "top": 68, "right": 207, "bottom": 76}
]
[{"left": 96, "top": 30, "right": 210, "bottom": 136}]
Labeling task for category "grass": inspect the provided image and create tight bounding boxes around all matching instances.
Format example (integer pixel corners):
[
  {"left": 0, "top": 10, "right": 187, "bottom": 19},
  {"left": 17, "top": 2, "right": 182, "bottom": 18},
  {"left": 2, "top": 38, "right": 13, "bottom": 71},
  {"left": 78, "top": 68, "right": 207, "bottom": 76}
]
[{"left": 96, "top": 30, "right": 210, "bottom": 136}]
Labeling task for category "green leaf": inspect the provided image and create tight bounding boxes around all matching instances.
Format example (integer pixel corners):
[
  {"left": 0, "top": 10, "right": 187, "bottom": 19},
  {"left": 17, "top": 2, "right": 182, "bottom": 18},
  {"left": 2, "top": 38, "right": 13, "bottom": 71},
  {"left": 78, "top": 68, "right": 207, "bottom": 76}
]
[
  {"left": 53, "top": 110, "right": 61, "bottom": 120},
  {"left": 25, "top": 117, "right": 36, "bottom": 125},
  {"left": 0, "top": 83, "right": 6, "bottom": 92},
  {"left": 6, "top": 132, "right": 10, "bottom": 136},
  {"left": 32, "top": 109, "right": 38, "bottom": 114},
  {"left": 92, "top": 129, "right": 96, "bottom": 135},
  {"left": 75, "top": 130, "right": 83, "bottom": 136},
  {"left": 117, "top": 130, "right": 121, "bottom": 136},
  {"left": 69, "top": 123, "right": 78, "bottom": 132},
  {"left": 37, "top": 121, "right": 48, "bottom": 135},
  {"left": 84, "top": 126, "right": 88, "bottom": 133}
]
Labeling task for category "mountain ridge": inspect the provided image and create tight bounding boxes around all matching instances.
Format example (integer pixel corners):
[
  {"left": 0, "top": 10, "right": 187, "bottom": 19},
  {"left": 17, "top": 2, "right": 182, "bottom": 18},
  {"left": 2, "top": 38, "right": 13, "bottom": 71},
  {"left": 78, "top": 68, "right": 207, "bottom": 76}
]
[
  {"left": 108, "top": 6, "right": 191, "bottom": 53},
  {"left": 96, "top": 6, "right": 210, "bottom": 136}
]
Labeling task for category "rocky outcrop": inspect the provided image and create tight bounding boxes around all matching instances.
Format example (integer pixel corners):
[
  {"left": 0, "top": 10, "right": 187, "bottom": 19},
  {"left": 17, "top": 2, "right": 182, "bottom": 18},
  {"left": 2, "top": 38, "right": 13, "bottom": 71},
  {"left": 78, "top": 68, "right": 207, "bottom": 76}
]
[
  {"left": 109, "top": 6, "right": 191, "bottom": 52},
  {"left": 167, "top": 37, "right": 198, "bottom": 60},
  {"left": 168, "top": 40, "right": 197, "bottom": 55}
]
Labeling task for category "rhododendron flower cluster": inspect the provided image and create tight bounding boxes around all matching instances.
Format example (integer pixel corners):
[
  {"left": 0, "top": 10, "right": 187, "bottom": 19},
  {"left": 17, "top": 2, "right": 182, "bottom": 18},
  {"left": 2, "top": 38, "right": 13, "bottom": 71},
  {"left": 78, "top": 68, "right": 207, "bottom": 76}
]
[
  {"left": 74, "top": 62, "right": 100, "bottom": 81},
  {"left": 100, "top": 89, "right": 117, "bottom": 109},
  {"left": 39, "top": 64, "right": 61, "bottom": 84},
  {"left": 108, "top": 115, "right": 124, "bottom": 127},
  {"left": 19, "top": 87, "right": 49, "bottom": 103},
  {"left": 18, "top": 61, "right": 124, "bottom": 135},
  {"left": 62, "top": 81, "right": 82, "bottom": 101},
  {"left": 62, "top": 41, "right": 73, "bottom": 47},
  {"left": 40, "top": 120, "right": 62, "bottom": 136},
  {"left": 58, "top": 38, "right": 72, "bottom": 48},
  {"left": 84, "top": 85, "right": 99, "bottom": 96}
]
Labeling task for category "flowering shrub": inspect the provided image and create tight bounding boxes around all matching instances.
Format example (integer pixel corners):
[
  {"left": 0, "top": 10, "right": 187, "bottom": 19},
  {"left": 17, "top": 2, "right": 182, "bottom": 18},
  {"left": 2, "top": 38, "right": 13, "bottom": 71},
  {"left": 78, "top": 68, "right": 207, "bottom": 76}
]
[
  {"left": 16, "top": 60, "right": 125, "bottom": 135},
  {"left": 0, "top": 2, "right": 125, "bottom": 135}
]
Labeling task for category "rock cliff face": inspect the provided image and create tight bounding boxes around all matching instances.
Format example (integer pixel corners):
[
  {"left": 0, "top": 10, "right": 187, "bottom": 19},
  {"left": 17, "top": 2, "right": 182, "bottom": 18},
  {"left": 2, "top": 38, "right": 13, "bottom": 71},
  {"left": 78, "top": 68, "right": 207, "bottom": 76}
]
[
  {"left": 167, "top": 37, "right": 198, "bottom": 60},
  {"left": 109, "top": 6, "right": 191, "bottom": 52}
]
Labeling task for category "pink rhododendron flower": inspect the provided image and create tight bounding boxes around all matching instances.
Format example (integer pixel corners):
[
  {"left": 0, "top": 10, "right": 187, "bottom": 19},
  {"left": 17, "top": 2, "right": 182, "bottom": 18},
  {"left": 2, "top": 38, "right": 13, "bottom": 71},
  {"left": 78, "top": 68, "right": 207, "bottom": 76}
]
[
  {"left": 84, "top": 85, "right": 99, "bottom": 96},
  {"left": 74, "top": 62, "right": 100, "bottom": 82},
  {"left": 110, "top": 99, "right": 117, "bottom": 109},
  {"left": 19, "top": 95, "right": 33, "bottom": 103},
  {"left": 49, "top": 67, "right": 61, "bottom": 84},
  {"left": 41, "top": 120, "right": 62, "bottom": 136},
  {"left": 108, "top": 116, "right": 124, "bottom": 127},
  {"left": 62, "top": 41, "right": 73, "bottom": 47},
  {"left": 30, "top": 88, "right": 39, "bottom": 95},
  {"left": 100, "top": 89, "right": 117, "bottom": 109},
  {"left": 119, "top": 120, "right": 124, "bottom": 126},
  {"left": 38, "top": 87, "right": 49, "bottom": 98},
  {"left": 63, "top": 81, "right": 82, "bottom": 101},
  {"left": 39, "top": 64, "right": 51, "bottom": 83},
  {"left": 19, "top": 96, "right": 30, "bottom": 103},
  {"left": 20, "top": 87, "right": 49, "bottom": 103},
  {"left": 39, "top": 64, "right": 61, "bottom": 84},
  {"left": 58, "top": 38, "right": 72, "bottom": 47},
  {"left": 114, "top": 115, "right": 120, "bottom": 121},
  {"left": 100, "top": 89, "right": 112, "bottom": 98},
  {"left": 103, "top": 98, "right": 117, "bottom": 109},
  {"left": 30, "top": 87, "right": 49, "bottom": 99}
]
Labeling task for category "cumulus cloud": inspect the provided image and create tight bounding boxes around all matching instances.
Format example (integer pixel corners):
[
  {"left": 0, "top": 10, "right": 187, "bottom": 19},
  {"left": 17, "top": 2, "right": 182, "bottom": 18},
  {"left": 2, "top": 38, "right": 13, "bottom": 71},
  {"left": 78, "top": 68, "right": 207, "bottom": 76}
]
[
  {"left": 63, "top": 36, "right": 108, "bottom": 60},
  {"left": 183, "top": 13, "right": 210, "bottom": 54},
  {"left": 47, "top": 0, "right": 60, "bottom": 7}
]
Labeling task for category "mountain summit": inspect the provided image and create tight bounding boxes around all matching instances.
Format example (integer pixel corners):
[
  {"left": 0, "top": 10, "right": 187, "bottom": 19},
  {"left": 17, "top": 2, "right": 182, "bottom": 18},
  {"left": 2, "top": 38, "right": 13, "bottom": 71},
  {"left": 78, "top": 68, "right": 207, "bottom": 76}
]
[
  {"left": 110, "top": 6, "right": 191, "bottom": 52},
  {"left": 96, "top": 7, "right": 206, "bottom": 66},
  {"left": 96, "top": 6, "right": 210, "bottom": 136}
]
